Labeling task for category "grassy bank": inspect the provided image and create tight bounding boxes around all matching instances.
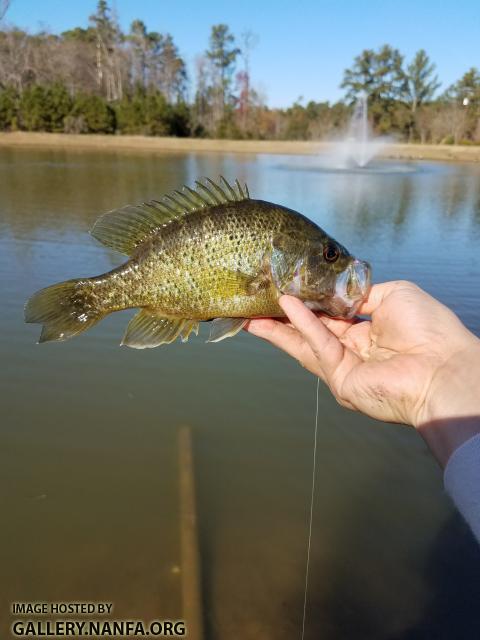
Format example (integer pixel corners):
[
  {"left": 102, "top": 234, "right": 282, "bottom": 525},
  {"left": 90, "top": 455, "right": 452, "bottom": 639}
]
[{"left": 1, "top": 132, "right": 479, "bottom": 162}]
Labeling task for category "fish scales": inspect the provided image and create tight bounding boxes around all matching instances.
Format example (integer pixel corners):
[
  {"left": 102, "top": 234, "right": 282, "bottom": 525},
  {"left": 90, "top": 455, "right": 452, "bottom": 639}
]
[
  {"left": 24, "top": 177, "right": 371, "bottom": 348},
  {"left": 109, "top": 200, "right": 317, "bottom": 318}
]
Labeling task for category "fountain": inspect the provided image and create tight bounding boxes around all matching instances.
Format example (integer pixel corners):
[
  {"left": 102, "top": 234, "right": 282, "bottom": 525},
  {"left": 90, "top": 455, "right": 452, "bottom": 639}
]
[
  {"left": 277, "top": 92, "right": 416, "bottom": 175},
  {"left": 323, "top": 92, "right": 388, "bottom": 170}
]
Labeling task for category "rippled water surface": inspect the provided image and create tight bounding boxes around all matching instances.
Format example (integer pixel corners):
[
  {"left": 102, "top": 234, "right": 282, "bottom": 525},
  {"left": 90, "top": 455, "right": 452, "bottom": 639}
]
[{"left": 1, "top": 147, "right": 480, "bottom": 638}]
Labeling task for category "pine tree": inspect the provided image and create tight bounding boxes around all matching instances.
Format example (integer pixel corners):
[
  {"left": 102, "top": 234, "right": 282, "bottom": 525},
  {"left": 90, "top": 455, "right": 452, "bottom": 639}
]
[
  {"left": 406, "top": 49, "right": 440, "bottom": 114},
  {"left": 206, "top": 24, "right": 240, "bottom": 125},
  {"left": 341, "top": 45, "right": 408, "bottom": 132},
  {"left": 89, "top": 0, "right": 122, "bottom": 100}
]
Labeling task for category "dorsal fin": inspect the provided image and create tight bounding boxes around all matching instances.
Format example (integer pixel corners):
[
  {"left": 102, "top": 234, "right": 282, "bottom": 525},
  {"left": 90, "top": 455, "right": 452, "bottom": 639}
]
[{"left": 90, "top": 176, "right": 250, "bottom": 255}]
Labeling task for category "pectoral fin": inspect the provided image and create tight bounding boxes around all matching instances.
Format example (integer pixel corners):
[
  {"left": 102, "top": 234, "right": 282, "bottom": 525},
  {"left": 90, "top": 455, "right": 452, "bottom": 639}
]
[
  {"left": 207, "top": 318, "right": 248, "bottom": 343},
  {"left": 270, "top": 233, "right": 304, "bottom": 291},
  {"left": 121, "top": 310, "right": 187, "bottom": 349},
  {"left": 210, "top": 266, "right": 273, "bottom": 299},
  {"left": 209, "top": 269, "right": 258, "bottom": 298},
  {"left": 246, "top": 270, "right": 271, "bottom": 295}
]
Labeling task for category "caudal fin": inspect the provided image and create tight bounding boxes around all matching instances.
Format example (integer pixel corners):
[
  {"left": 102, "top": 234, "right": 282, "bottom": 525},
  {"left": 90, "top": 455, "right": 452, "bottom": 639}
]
[{"left": 25, "top": 279, "right": 104, "bottom": 344}]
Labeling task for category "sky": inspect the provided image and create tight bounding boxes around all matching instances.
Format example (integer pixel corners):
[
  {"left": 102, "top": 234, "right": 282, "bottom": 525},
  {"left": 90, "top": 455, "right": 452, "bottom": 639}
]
[{"left": 4, "top": 0, "right": 480, "bottom": 107}]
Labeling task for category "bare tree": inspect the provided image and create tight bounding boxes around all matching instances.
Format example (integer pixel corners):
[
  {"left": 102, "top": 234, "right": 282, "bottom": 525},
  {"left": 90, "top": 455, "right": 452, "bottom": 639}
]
[
  {"left": 128, "top": 20, "right": 149, "bottom": 87},
  {"left": 237, "top": 30, "right": 258, "bottom": 132},
  {"left": 430, "top": 103, "right": 467, "bottom": 144},
  {"left": 89, "top": 0, "right": 122, "bottom": 100},
  {"left": 159, "top": 34, "right": 187, "bottom": 102},
  {"left": 60, "top": 36, "right": 98, "bottom": 95},
  {"left": 0, "top": 0, "right": 10, "bottom": 22},
  {"left": 0, "top": 28, "right": 35, "bottom": 91},
  {"left": 193, "top": 55, "right": 212, "bottom": 132}
]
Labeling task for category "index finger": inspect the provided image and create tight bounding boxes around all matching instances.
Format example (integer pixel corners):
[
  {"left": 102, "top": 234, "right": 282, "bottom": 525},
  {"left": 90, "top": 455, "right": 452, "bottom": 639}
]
[
  {"left": 245, "top": 317, "right": 323, "bottom": 374},
  {"left": 279, "top": 295, "right": 344, "bottom": 379}
]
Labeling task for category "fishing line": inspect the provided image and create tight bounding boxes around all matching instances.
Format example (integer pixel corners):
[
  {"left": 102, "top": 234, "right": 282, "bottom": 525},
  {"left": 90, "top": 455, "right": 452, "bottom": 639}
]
[{"left": 301, "top": 376, "right": 320, "bottom": 640}]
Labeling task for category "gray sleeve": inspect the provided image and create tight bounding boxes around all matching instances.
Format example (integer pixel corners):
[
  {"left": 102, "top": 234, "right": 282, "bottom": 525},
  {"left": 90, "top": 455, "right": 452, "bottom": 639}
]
[{"left": 444, "top": 433, "right": 480, "bottom": 542}]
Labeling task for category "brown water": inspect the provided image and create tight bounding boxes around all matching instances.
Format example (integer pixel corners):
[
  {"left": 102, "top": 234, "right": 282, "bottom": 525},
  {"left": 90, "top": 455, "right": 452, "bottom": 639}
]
[{"left": 1, "top": 147, "right": 480, "bottom": 639}]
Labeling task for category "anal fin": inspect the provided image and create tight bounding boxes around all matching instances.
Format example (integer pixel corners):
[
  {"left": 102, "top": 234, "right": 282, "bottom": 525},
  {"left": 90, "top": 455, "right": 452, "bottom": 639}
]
[
  {"left": 122, "top": 310, "right": 187, "bottom": 349},
  {"left": 207, "top": 318, "right": 248, "bottom": 343},
  {"left": 180, "top": 320, "right": 199, "bottom": 343}
]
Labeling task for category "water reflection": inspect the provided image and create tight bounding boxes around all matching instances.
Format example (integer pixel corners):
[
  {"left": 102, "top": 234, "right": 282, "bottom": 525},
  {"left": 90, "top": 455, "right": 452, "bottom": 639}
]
[{"left": 1, "top": 148, "right": 480, "bottom": 639}]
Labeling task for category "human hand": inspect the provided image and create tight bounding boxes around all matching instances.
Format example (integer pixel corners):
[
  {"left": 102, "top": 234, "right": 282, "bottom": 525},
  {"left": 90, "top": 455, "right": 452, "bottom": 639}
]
[{"left": 246, "top": 281, "right": 480, "bottom": 466}]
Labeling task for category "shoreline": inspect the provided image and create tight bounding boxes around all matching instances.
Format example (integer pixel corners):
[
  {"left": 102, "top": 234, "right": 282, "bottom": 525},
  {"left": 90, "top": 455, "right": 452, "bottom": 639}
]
[{"left": 0, "top": 132, "right": 479, "bottom": 163}]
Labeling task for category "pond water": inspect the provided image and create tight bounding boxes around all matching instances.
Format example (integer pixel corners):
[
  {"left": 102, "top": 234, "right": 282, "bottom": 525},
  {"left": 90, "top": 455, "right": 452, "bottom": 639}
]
[{"left": 1, "top": 147, "right": 480, "bottom": 639}]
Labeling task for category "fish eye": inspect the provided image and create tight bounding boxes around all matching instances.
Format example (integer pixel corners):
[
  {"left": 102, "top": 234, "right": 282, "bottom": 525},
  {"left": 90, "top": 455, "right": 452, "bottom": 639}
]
[{"left": 323, "top": 244, "right": 339, "bottom": 263}]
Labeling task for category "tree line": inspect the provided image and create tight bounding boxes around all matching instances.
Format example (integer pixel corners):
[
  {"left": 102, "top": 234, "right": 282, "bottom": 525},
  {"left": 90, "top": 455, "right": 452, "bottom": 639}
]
[{"left": 0, "top": 1, "right": 479, "bottom": 143}]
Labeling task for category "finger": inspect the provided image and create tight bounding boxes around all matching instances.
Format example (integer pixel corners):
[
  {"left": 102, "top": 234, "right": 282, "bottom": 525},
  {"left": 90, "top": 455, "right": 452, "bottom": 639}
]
[
  {"left": 278, "top": 296, "right": 344, "bottom": 378},
  {"left": 318, "top": 315, "right": 358, "bottom": 338},
  {"left": 245, "top": 318, "right": 321, "bottom": 373},
  {"left": 358, "top": 280, "right": 417, "bottom": 315},
  {"left": 244, "top": 317, "right": 278, "bottom": 336},
  {"left": 339, "top": 320, "right": 373, "bottom": 360}
]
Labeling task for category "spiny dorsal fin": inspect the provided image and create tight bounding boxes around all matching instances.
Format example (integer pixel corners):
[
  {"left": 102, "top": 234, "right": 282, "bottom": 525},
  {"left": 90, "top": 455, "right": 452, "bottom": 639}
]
[{"left": 90, "top": 176, "right": 250, "bottom": 255}]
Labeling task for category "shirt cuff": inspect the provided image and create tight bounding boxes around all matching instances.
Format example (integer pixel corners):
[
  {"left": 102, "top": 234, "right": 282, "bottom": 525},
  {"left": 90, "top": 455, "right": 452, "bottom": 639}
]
[{"left": 444, "top": 433, "right": 480, "bottom": 542}]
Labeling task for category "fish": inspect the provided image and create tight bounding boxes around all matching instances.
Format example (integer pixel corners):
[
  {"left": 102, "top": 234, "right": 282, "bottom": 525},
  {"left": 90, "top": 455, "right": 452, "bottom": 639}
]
[{"left": 24, "top": 177, "right": 371, "bottom": 349}]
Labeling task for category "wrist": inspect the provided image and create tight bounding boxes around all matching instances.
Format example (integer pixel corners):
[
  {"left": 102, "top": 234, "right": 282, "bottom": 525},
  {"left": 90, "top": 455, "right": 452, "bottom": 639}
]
[{"left": 415, "top": 339, "right": 480, "bottom": 467}]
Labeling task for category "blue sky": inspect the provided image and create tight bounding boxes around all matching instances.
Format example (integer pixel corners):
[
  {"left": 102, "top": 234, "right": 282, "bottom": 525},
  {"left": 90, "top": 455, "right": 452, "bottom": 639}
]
[{"left": 5, "top": 0, "right": 479, "bottom": 107}]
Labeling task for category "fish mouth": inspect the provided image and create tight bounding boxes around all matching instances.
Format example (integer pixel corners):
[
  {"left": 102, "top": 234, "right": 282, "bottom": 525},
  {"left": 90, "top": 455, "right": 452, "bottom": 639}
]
[
  {"left": 282, "top": 255, "right": 371, "bottom": 319},
  {"left": 333, "top": 259, "right": 371, "bottom": 318},
  {"left": 305, "top": 259, "right": 371, "bottom": 318},
  {"left": 301, "top": 259, "right": 371, "bottom": 318}
]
